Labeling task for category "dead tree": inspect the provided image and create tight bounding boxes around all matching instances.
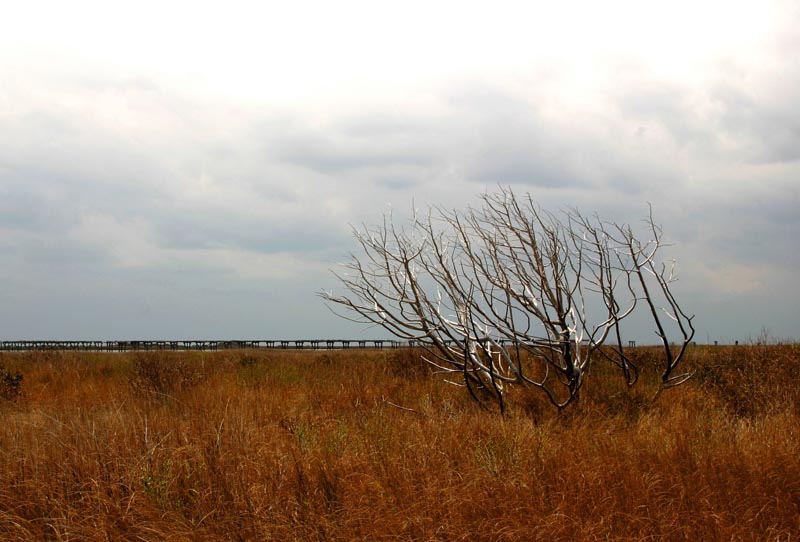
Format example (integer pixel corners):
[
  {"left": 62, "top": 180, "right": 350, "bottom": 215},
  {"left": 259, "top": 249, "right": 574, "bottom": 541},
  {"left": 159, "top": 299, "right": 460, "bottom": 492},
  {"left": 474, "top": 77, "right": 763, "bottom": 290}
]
[
  {"left": 608, "top": 207, "right": 696, "bottom": 392},
  {"left": 321, "top": 188, "right": 694, "bottom": 411}
]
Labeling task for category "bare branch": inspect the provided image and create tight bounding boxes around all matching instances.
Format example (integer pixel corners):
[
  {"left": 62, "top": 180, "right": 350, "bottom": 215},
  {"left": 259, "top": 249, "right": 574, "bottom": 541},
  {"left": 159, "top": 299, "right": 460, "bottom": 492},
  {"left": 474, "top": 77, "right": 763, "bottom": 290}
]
[{"left": 321, "top": 188, "right": 695, "bottom": 412}]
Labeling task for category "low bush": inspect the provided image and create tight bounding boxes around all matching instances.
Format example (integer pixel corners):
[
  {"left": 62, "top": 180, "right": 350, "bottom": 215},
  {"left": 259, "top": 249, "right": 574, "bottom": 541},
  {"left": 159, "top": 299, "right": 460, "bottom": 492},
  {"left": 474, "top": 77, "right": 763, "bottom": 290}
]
[
  {"left": 128, "top": 352, "right": 205, "bottom": 398},
  {"left": 0, "top": 363, "right": 22, "bottom": 401}
]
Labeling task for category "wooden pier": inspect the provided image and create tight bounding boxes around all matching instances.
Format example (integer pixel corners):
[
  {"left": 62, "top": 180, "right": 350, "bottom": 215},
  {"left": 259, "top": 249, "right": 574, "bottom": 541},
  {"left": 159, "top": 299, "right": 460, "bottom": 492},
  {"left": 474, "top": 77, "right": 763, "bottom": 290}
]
[
  {"left": 0, "top": 338, "right": 619, "bottom": 352},
  {"left": 0, "top": 339, "right": 416, "bottom": 352}
]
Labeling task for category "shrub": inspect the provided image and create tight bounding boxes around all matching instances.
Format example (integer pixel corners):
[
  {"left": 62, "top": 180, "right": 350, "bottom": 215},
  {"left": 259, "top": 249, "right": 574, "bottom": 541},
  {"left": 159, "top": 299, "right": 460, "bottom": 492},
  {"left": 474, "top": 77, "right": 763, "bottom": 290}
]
[
  {"left": 0, "top": 364, "right": 23, "bottom": 401},
  {"left": 128, "top": 353, "right": 204, "bottom": 398}
]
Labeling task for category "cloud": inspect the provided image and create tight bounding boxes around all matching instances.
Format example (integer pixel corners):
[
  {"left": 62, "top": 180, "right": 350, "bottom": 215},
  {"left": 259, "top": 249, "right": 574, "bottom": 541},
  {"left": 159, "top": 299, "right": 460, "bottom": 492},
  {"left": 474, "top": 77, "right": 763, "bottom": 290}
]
[
  {"left": 0, "top": 2, "right": 799, "bottom": 342},
  {"left": 711, "top": 82, "right": 800, "bottom": 164},
  {"left": 616, "top": 82, "right": 718, "bottom": 152},
  {"left": 256, "top": 117, "right": 441, "bottom": 175}
]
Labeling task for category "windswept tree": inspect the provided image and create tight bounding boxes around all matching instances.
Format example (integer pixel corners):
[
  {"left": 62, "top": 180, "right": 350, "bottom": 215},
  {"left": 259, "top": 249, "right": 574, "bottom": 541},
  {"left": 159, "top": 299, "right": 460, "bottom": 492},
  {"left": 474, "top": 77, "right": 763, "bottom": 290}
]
[{"left": 321, "top": 188, "right": 694, "bottom": 411}]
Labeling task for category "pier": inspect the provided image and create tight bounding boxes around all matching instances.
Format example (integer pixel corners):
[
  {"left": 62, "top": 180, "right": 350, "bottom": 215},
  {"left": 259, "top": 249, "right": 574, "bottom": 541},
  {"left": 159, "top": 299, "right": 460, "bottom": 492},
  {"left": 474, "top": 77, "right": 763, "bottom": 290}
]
[{"left": 0, "top": 340, "right": 411, "bottom": 352}]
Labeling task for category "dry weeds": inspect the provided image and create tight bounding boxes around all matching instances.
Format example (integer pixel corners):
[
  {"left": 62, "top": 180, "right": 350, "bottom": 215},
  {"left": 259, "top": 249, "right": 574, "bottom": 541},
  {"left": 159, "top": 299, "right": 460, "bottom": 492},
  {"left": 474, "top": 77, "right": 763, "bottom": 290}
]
[{"left": 0, "top": 345, "right": 797, "bottom": 541}]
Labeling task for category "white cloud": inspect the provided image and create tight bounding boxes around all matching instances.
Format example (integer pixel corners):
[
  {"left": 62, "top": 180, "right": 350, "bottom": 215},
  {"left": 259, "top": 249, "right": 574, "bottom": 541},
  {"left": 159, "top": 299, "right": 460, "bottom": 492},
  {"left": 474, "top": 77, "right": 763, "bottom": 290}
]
[
  {"left": 70, "top": 214, "right": 162, "bottom": 268},
  {"left": 0, "top": 0, "right": 797, "bottom": 341}
]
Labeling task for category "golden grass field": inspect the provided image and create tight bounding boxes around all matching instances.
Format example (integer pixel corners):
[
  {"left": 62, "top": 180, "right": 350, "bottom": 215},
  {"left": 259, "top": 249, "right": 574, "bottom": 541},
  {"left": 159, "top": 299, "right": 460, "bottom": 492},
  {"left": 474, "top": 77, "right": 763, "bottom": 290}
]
[{"left": 0, "top": 344, "right": 798, "bottom": 541}]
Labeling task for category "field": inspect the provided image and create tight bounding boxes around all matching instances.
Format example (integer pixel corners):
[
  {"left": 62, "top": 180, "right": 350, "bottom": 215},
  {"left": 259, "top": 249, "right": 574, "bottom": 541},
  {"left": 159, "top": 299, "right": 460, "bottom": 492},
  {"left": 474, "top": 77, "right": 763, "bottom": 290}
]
[{"left": 0, "top": 344, "right": 798, "bottom": 541}]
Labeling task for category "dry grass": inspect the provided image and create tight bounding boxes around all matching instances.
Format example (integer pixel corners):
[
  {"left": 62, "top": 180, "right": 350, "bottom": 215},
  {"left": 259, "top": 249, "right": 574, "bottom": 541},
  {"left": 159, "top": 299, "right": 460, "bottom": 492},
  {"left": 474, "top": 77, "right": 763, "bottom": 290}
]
[{"left": 0, "top": 345, "right": 797, "bottom": 541}]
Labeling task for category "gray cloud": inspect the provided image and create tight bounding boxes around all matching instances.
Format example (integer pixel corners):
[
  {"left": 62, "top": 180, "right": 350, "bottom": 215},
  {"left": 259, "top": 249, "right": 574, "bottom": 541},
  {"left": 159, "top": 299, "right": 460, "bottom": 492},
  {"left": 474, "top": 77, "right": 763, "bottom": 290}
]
[
  {"left": 712, "top": 83, "right": 800, "bottom": 164},
  {"left": 154, "top": 210, "right": 348, "bottom": 256},
  {"left": 258, "top": 118, "right": 440, "bottom": 175},
  {"left": 1, "top": 30, "right": 799, "bottom": 342}
]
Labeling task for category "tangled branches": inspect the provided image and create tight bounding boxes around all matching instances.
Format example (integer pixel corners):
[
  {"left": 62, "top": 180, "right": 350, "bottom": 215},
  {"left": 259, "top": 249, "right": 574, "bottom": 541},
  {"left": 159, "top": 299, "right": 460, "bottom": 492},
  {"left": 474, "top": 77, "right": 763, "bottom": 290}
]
[{"left": 322, "top": 188, "right": 694, "bottom": 411}]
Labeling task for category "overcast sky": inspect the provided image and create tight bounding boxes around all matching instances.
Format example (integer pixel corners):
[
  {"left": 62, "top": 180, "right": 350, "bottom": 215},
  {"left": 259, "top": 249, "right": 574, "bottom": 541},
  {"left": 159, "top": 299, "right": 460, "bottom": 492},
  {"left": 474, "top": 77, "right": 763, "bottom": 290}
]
[{"left": 1, "top": 0, "right": 797, "bottom": 343}]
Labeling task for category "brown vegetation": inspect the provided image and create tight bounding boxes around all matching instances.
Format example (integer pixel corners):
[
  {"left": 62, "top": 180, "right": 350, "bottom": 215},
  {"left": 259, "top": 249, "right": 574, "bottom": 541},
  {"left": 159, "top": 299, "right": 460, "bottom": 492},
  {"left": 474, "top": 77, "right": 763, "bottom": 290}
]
[{"left": 0, "top": 345, "right": 798, "bottom": 541}]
